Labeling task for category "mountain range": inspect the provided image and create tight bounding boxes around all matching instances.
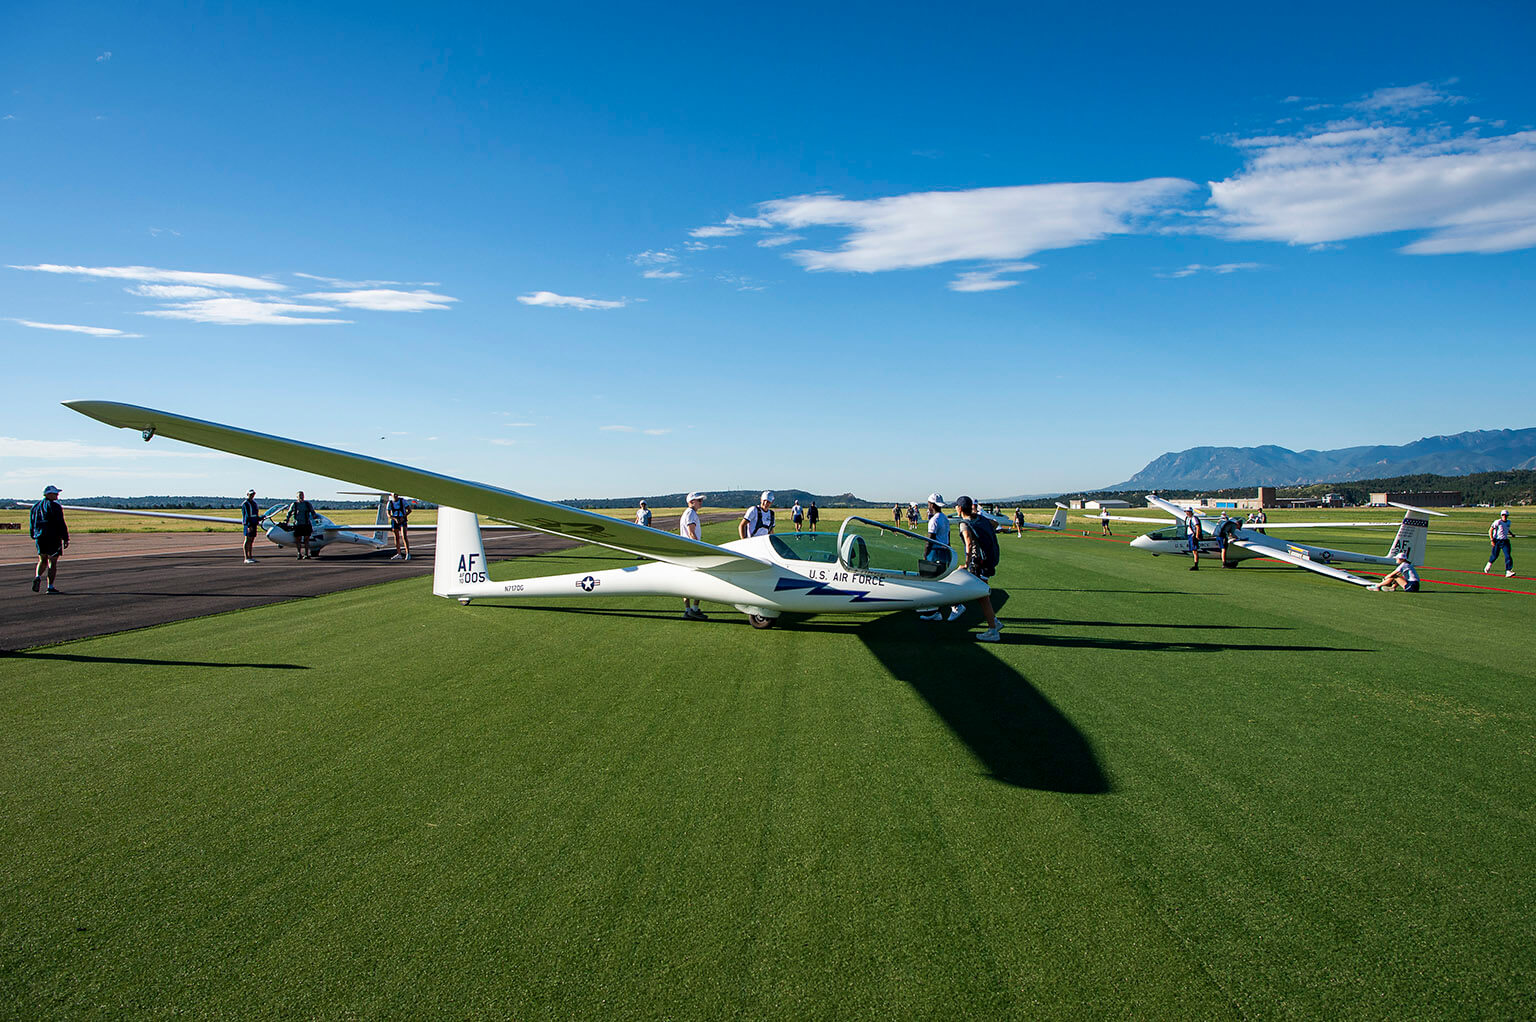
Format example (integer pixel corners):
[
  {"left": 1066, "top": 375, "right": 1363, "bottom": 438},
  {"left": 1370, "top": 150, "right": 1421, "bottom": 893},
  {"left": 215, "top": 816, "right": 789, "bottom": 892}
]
[{"left": 1110, "top": 428, "right": 1536, "bottom": 491}]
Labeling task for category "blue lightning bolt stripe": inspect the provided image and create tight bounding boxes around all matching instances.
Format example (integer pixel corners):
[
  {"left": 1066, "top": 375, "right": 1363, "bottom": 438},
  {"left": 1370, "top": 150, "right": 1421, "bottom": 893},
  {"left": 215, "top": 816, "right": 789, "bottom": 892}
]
[{"left": 773, "top": 577, "right": 902, "bottom": 603}]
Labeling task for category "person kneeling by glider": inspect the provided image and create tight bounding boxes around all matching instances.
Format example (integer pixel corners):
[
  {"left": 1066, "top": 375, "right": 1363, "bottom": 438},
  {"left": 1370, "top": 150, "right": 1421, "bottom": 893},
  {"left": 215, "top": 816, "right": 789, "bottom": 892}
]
[{"left": 1369, "top": 553, "right": 1420, "bottom": 593}]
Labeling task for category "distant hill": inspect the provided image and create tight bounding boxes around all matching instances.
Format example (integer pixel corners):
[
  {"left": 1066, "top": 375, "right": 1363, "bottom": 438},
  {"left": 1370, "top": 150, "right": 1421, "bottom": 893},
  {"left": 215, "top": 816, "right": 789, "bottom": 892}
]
[
  {"left": 1110, "top": 428, "right": 1536, "bottom": 490},
  {"left": 562, "top": 489, "right": 872, "bottom": 510}
]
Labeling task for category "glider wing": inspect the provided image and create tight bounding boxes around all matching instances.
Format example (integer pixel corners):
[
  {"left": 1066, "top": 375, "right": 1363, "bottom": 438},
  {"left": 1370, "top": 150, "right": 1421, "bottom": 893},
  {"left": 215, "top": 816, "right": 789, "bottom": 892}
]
[
  {"left": 1229, "top": 539, "right": 1377, "bottom": 587},
  {"left": 65, "top": 400, "right": 768, "bottom": 573}
]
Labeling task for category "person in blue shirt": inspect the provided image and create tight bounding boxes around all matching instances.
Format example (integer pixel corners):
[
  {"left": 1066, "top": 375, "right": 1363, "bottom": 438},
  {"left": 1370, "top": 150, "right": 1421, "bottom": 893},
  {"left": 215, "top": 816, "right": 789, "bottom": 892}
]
[
  {"left": 387, "top": 493, "right": 412, "bottom": 561},
  {"left": 30, "top": 485, "right": 69, "bottom": 593},
  {"left": 240, "top": 489, "right": 262, "bottom": 564},
  {"left": 1484, "top": 510, "right": 1515, "bottom": 577}
]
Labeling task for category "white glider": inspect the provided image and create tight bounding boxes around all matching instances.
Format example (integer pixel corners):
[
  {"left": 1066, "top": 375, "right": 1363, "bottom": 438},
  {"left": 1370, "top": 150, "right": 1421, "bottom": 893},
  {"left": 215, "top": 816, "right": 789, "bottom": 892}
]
[
  {"left": 66, "top": 400, "right": 990, "bottom": 627},
  {"left": 1123, "top": 495, "right": 1442, "bottom": 587}
]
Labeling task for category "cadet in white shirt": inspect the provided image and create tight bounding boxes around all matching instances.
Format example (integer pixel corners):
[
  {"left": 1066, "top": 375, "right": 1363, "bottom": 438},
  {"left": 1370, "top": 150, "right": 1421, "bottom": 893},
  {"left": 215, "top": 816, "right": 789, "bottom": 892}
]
[
  {"left": 679, "top": 492, "right": 708, "bottom": 620},
  {"left": 1370, "top": 552, "right": 1420, "bottom": 592},
  {"left": 635, "top": 501, "right": 652, "bottom": 528},
  {"left": 739, "top": 491, "right": 775, "bottom": 539},
  {"left": 919, "top": 494, "right": 962, "bottom": 622},
  {"left": 1485, "top": 510, "right": 1515, "bottom": 577}
]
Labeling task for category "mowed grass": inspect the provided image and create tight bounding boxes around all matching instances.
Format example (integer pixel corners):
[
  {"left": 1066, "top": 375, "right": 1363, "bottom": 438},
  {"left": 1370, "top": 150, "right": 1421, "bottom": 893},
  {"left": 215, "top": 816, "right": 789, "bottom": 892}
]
[{"left": 1, "top": 519, "right": 1532, "bottom": 1018}]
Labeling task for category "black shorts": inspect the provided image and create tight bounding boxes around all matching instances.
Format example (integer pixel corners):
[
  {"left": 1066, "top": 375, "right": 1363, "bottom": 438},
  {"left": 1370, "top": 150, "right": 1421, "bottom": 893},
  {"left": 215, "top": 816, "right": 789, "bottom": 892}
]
[
  {"left": 1404, "top": 580, "right": 1420, "bottom": 592},
  {"left": 244, "top": 523, "right": 260, "bottom": 538},
  {"left": 390, "top": 519, "right": 407, "bottom": 531},
  {"left": 35, "top": 537, "right": 63, "bottom": 558},
  {"left": 293, "top": 524, "right": 313, "bottom": 539}
]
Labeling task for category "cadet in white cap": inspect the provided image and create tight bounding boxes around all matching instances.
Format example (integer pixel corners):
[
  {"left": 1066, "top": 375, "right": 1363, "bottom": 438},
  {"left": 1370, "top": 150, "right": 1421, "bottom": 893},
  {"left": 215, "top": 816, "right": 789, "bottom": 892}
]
[
  {"left": 918, "top": 494, "right": 956, "bottom": 621},
  {"left": 1485, "top": 509, "right": 1515, "bottom": 577},
  {"left": 1370, "top": 552, "right": 1420, "bottom": 592},
  {"left": 30, "top": 485, "right": 69, "bottom": 594},
  {"left": 739, "top": 491, "right": 775, "bottom": 539},
  {"left": 241, "top": 489, "right": 262, "bottom": 563},
  {"left": 679, "top": 492, "right": 708, "bottom": 620},
  {"left": 635, "top": 500, "right": 652, "bottom": 528}
]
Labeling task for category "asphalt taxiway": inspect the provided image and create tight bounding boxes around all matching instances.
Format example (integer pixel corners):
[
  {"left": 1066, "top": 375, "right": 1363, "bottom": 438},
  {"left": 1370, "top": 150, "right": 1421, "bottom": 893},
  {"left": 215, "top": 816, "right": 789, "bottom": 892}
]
[{"left": 1, "top": 514, "right": 725, "bottom": 650}]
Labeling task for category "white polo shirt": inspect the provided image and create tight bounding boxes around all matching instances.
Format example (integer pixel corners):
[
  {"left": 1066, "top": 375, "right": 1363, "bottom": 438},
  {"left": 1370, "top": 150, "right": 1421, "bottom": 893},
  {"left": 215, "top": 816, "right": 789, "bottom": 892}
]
[
  {"left": 928, "top": 510, "right": 950, "bottom": 547},
  {"left": 679, "top": 506, "right": 701, "bottom": 541},
  {"left": 1492, "top": 518, "right": 1512, "bottom": 541}
]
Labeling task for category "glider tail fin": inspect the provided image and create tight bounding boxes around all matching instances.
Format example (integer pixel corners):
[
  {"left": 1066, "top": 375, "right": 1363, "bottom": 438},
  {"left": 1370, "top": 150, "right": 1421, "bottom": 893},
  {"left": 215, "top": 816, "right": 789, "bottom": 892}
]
[
  {"left": 1049, "top": 504, "right": 1069, "bottom": 530},
  {"left": 433, "top": 507, "right": 489, "bottom": 597},
  {"left": 1386, "top": 507, "right": 1430, "bottom": 565}
]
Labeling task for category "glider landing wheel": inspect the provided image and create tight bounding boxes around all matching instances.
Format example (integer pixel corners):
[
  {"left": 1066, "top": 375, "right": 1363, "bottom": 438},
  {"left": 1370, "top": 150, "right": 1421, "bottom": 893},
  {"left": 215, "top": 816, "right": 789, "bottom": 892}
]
[{"left": 749, "top": 614, "right": 777, "bottom": 630}]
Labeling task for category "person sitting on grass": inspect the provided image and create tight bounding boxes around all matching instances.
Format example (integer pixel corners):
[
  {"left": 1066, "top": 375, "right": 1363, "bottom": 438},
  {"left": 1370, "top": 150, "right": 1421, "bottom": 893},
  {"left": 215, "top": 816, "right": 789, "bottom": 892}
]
[{"left": 1369, "top": 553, "right": 1420, "bottom": 592}]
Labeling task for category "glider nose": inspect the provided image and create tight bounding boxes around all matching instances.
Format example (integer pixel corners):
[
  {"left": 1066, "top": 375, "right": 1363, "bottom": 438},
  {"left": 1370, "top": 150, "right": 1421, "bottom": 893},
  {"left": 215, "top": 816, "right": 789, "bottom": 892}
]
[{"left": 1128, "top": 535, "right": 1152, "bottom": 551}]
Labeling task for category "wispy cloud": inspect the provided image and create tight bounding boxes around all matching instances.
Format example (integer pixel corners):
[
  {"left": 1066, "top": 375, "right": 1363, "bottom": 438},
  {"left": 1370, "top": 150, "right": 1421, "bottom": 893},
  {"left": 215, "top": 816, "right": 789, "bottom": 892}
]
[
  {"left": 599, "top": 424, "right": 635, "bottom": 432},
  {"left": 1207, "top": 90, "right": 1536, "bottom": 254},
  {"left": 756, "top": 234, "right": 802, "bottom": 248},
  {"left": 1351, "top": 83, "right": 1462, "bottom": 114},
  {"left": 631, "top": 250, "right": 676, "bottom": 266},
  {"left": 126, "top": 284, "right": 222, "bottom": 299},
  {"left": 947, "top": 262, "right": 1039, "bottom": 292},
  {"left": 688, "top": 214, "right": 774, "bottom": 238},
  {"left": 148, "top": 227, "right": 181, "bottom": 237},
  {"left": 299, "top": 288, "right": 457, "bottom": 311},
  {"left": 702, "top": 181, "right": 1196, "bottom": 277},
  {"left": 518, "top": 291, "right": 626, "bottom": 310},
  {"left": 0, "top": 437, "right": 215, "bottom": 460},
  {"left": 95, "top": 51, "right": 112, "bottom": 63},
  {"left": 11, "top": 318, "right": 143, "bottom": 337},
  {"left": 505, "top": 422, "right": 535, "bottom": 428},
  {"left": 1156, "top": 262, "right": 1263, "bottom": 279},
  {"left": 10, "top": 264, "right": 284, "bottom": 291},
  {"left": 142, "top": 298, "right": 350, "bottom": 326},
  {"left": 642, "top": 269, "right": 684, "bottom": 279},
  {"left": 642, "top": 428, "right": 671, "bottom": 436}
]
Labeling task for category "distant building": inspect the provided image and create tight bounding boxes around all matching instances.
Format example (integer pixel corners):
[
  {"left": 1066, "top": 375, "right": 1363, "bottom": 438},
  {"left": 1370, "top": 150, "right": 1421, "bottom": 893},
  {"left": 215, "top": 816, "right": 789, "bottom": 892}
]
[
  {"left": 1084, "top": 499, "right": 1133, "bottom": 509},
  {"left": 1369, "top": 490, "right": 1463, "bottom": 507}
]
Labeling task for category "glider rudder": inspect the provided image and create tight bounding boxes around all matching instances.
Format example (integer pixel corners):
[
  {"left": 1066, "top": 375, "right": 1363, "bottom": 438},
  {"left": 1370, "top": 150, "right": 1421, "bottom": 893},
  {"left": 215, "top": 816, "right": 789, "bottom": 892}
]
[{"left": 433, "top": 507, "right": 489, "bottom": 598}]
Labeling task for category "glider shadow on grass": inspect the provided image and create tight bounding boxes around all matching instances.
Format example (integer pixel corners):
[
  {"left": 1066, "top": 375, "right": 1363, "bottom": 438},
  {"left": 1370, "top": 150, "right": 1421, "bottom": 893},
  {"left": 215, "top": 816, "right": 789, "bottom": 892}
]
[
  {"left": 853, "top": 591, "right": 1112, "bottom": 795},
  {"left": 1, "top": 650, "right": 307, "bottom": 669}
]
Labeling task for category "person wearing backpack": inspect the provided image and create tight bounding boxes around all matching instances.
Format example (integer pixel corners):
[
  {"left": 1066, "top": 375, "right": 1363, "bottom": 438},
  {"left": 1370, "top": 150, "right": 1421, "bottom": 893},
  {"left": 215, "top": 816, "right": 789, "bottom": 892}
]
[{"left": 954, "top": 496, "right": 1003, "bottom": 642}]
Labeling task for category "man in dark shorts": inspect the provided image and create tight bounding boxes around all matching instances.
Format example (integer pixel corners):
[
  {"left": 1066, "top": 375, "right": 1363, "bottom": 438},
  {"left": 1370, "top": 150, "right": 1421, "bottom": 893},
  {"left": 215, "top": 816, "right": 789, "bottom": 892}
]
[
  {"left": 241, "top": 489, "right": 262, "bottom": 563},
  {"left": 387, "top": 493, "right": 412, "bottom": 561},
  {"left": 1185, "top": 507, "right": 1203, "bottom": 570},
  {"left": 806, "top": 502, "right": 819, "bottom": 531},
  {"left": 289, "top": 490, "right": 317, "bottom": 559},
  {"left": 30, "top": 484, "right": 69, "bottom": 594}
]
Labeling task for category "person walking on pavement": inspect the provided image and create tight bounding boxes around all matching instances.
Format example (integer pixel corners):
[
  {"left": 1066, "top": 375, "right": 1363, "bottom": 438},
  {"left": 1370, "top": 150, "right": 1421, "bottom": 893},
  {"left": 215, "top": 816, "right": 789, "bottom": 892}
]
[
  {"left": 289, "top": 490, "right": 317, "bottom": 559},
  {"left": 679, "top": 492, "right": 709, "bottom": 620},
  {"left": 388, "top": 493, "right": 413, "bottom": 561},
  {"left": 1485, "top": 509, "right": 1516, "bottom": 577},
  {"left": 241, "top": 489, "right": 262, "bottom": 563},
  {"left": 30, "top": 485, "right": 69, "bottom": 594}
]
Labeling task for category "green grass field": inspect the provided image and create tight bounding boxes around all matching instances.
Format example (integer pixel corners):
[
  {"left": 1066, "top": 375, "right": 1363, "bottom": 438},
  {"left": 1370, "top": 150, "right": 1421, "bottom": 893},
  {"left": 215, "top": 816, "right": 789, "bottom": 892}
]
[{"left": 2, "top": 515, "right": 1532, "bottom": 1017}]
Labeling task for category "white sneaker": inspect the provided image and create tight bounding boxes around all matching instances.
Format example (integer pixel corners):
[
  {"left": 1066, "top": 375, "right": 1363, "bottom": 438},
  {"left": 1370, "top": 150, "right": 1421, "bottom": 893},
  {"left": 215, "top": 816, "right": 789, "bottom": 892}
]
[
  {"left": 1507, "top": 570, "right": 1516, "bottom": 577},
  {"left": 243, "top": 558, "right": 257, "bottom": 565},
  {"left": 918, "top": 611, "right": 942, "bottom": 621},
  {"left": 947, "top": 604, "right": 966, "bottom": 622},
  {"left": 390, "top": 553, "right": 404, "bottom": 561},
  {"left": 1483, "top": 564, "right": 1492, "bottom": 574},
  {"left": 1366, "top": 584, "right": 1381, "bottom": 591},
  {"left": 976, "top": 627, "right": 1001, "bottom": 643},
  {"left": 403, "top": 553, "right": 411, "bottom": 561}
]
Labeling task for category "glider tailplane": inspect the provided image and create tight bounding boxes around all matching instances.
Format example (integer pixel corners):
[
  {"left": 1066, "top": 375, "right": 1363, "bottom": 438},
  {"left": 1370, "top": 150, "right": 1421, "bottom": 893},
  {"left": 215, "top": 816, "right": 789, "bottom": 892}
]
[
  {"left": 1386, "top": 508, "right": 1430, "bottom": 565},
  {"left": 433, "top": 507, "right": 488, "bottom": 598}
]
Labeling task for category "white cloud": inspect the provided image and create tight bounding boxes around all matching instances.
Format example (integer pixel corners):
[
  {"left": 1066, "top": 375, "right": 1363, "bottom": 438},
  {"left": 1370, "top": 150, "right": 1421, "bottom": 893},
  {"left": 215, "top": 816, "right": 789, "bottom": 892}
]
[
  {"left": 642, "top": 269, "right": 684, "bottom": 279},
  {"left": 0, "top": 437, "right": 215, "bottom": 460},
  {"left": 1207, "top": 113, "right": 1536, "bottom": 253},
  {"left": 631, "top": 250, "right": 677, "bottom": 266},
  {"left": 505, "top": 422, "right": 535, "bottom": 428},
  {"left": 688, "top": 214, "right": 774, "bottom": 238},
  {"left": 1352, "top": 83, "right": 1461, "bottom": 114},
  {"left": 642, "top": 428, "right": 671, "bottom": 436},
  {"left": 10, "top": 264, "right": 284, "bottom": 291},
  {"left": 756, "top": 234, "right": 803, "bottom": 248},
  {"left": 683, "top": 241, "right": 715, "bottom": 251},
  {"left": 126, "top": 284, "right": 222, "bottom": 299},
  {"left": 11, "top": 318, "right": 143, "bottom": 337},
  {"left": 299, "top": 288, "right": 457, "bottom": 311},
  {"left": 517, "top": 291, "right": 626, "bottom": 310},
  {"left": 599, "top": 424, "right": 635, "bottom": 432},
  {"left": 728, "top": 180, "right": 1196, "bottom": 274},
  {"left": 96, "top": 51, "right": 112, "bottom": 62},
  {"left": 148, "top": 227, "right": 181, "bottom": 237},
  {"left": 947, "top": 262, "right": 1039, "bottom": 292},
  {"left": 1156, "top": 262, "right": 1263, "bottom": 279},
  {"left": 142, "top": 298, "right": 350, "bottom": 326},
  {"left": 488, "top": 438, "right": 516, "bottom": 446}
]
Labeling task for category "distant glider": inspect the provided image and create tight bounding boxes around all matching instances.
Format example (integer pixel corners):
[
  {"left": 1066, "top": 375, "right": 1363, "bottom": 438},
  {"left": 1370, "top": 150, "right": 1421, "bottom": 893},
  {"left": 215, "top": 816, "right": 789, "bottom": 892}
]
[
  {"left": 65, "top": 401, "right": 991, "bottom": 627},
  {"left": 1115, "top": 495, "right": 1441, "bottom": 587}
]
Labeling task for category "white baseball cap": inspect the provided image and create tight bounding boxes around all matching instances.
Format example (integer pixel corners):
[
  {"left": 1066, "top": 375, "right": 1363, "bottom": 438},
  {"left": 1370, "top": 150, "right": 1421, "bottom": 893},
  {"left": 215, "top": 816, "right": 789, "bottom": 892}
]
[
  {"left": 1395, "top": 552, "right": 1408, "bottom": 561},
  {"left": 687, "top": 492, "right": 705, "bottom": 502},
  {"left": 43, "top": 485, "right": 61, "bottom": 495},
  {"left": 928, "top": 493, "right": 944, "bottom": 506},
  {"left": 247, "top": 488, "right": 256, "bottom": 495},
  {"left": 760, "top": 491, "right": 774, "bottom": 503}
]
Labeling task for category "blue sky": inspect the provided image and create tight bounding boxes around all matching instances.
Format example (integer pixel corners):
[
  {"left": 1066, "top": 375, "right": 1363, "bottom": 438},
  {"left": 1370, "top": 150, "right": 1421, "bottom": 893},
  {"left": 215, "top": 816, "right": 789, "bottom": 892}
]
[{"left": 3, "top": 1, "right": 1533, "bottom": 501}]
